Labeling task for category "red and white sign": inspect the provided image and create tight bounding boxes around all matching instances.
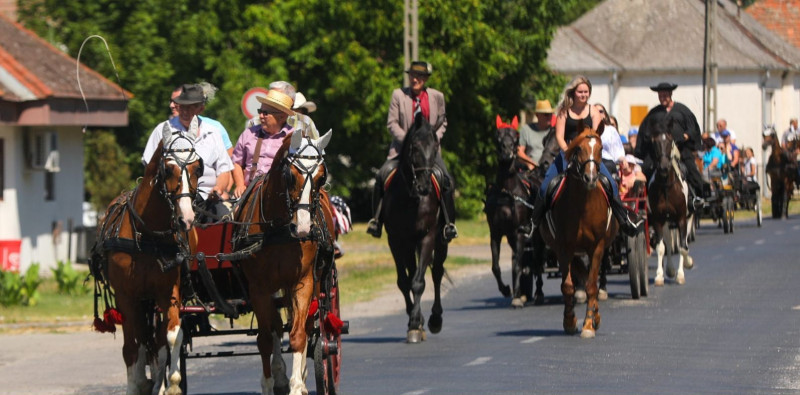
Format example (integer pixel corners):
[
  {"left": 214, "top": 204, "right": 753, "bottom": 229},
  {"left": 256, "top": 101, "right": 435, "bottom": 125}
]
[
  {"left": 0, "top": 240, "right": 21, "bottom": 273},
  {"left": 241, "top": 87, "right": 269, "bottom": 119}
]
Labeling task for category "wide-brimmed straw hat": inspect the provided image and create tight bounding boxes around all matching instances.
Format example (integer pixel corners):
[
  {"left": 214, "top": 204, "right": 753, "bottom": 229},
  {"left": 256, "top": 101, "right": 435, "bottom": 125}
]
[
  {"left": 293, "top": 92, "right": 317, "bottom": 113},
  {"left": 650, "top": 82, "right": 678, "bottom": 92},
  {"left": 256, "top": 90, "right": 295, "bottom": 116},
  {"left": 173, "top": 84, "right": 205, "bottom": 105},
  {"left": 534, "top": 100, "right": 554, "bottom": 114}
]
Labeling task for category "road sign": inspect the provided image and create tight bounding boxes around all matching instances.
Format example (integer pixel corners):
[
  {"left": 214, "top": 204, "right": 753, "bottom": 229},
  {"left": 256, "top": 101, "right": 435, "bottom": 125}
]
[{"left": 241, "top": 87, "right": 269, "bottom": 119}]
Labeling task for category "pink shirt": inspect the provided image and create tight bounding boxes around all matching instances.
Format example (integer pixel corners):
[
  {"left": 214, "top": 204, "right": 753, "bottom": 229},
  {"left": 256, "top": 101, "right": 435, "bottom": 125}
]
[{"left": 232, "top": 123, "right": 293, "bottom": 185}]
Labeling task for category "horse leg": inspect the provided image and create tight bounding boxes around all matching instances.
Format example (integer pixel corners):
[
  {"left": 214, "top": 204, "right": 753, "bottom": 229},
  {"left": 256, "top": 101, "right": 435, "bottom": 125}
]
[
  {"left": 389, "top": 240, "right": 415, "bottom": 323},
  {"left": 117, "top": 295, "right": 150, "bottom": 395},
  {"left": 490, "top": 233, "right": 511, "bottom": 298},
  {"left": 653, "top": 222, "right": 666, "bottom": 286},
  {"left": 531, "top": 233, "right": 545, "bottom": 305},
  {"left": 510, "top": 232, "right": 526, "bottom": 308},
  {"left": 428, "top": 239, "right": 447, "bottom": 334},
  {"left": 571, "top": 257, "right": 588, "bottom": 304},
  {"left": 581, "top": 246, "right": 604, "bottom": 339},
  {"left": 271, "top": 314, "right": 289, "bottom": 395},
  {"left": 287, "top": 269, "right": 314, "bottom": 395},
  {"left": 161, "top": 281, "right": 183, "bottom": 395},
  {"left": 559, "top": 253, "right": 578, "bottom": 335},
  {"left": 407, "top": 237, "right": 435, "bottom": 343}
]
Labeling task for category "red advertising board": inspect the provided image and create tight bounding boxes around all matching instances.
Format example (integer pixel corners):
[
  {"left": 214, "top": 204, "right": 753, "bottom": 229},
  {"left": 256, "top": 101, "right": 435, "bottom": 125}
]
[{"left": 0, "top": 240, "right": 21, "bottom": 272}]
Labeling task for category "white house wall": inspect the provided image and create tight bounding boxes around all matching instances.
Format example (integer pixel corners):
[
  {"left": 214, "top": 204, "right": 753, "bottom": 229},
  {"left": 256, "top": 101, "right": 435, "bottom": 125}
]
[{"left": 9, "top": 126, "right": 84, "bottom": 273}]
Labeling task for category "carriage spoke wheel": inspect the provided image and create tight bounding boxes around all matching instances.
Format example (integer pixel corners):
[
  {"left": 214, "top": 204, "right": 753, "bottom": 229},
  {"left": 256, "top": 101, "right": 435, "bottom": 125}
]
[
  {"left": 627, "top": 235, "right": 641, "bottom": 299},
  {"left": 756, "top": 196, "right": 763, "bottom": 227},
  {"left": 314, "top": 265, "right": 342, "bottom": 395}
]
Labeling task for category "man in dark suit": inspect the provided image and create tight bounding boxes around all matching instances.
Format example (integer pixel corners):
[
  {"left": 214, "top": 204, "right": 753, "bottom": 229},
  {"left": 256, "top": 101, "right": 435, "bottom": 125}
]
[
  {"left": 366, "top": 61, "right": 457, "bottom": 241},
  {"left": 636, "top": 82, "right": 706, "bottom": 207}
]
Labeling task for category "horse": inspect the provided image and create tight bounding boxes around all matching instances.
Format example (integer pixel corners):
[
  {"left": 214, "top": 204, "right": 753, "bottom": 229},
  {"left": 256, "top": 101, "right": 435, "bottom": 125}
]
[
  {"left": 762, "top": 125, "right": 797, "bottom": 219},
  {"left": 233, "top": 130, "right": 332, "bottom": 395},
  {"left": 382, "top": 113, "right": 449, "bottom": 343},
  {"left": 484, "top": 115, "right": 543, "bottom": 307},
  {"left": 537, "top": 122, "right": 617, "bottom": 338},
  {"left": 646, "top": 120, "right": 694, "bottom": 286},
  {"left": 91, "top": 119, "right": 203, "bottom": 395}
]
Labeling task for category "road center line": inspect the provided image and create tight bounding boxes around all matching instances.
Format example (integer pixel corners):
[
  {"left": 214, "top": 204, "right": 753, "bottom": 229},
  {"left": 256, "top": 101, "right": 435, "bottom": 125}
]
[
  {"left": 401, "top": 389, "right": 430, "bottom": 395},
  {"left": 755, "top": 239, "right": 765, "bottom": 245},
  {"left": 521, "top": 336, "right": 544, "bottom": 344},
  {"left": 464, "top": 356, "right": 492, "bottom": 366}
]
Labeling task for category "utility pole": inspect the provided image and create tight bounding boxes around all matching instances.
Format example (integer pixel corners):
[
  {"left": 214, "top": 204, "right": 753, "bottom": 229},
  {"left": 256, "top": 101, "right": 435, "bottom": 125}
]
[
  {"left": 403, "top": 0, "right": 419, "bottom": 86},
  {"left": 703, "top": 0, "right": 718, "bottom": 135}
]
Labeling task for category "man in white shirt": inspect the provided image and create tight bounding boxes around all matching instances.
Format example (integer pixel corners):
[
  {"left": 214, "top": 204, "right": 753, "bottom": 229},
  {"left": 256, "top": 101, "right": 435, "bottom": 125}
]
[{"left": 714, "top": 119, "right": 737, "bottom": 145}]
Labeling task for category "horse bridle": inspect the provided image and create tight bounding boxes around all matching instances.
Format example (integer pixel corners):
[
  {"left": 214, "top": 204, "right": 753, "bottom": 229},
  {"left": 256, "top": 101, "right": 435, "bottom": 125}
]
[
  {"left": 652, "top": 132, "right": 676, "bottom": 182},
  {"left": 282, "top": 137, "right": 327, "bottom": 224},
  {"left": 567, "top": 134, "right": 602, "bottom": 180}
]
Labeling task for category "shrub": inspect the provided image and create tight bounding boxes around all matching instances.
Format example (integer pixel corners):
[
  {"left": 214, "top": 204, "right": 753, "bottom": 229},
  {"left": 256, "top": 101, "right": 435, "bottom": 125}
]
[
  {"left": 0, "top": 263, "right": 42, "bottom": 306},
  {"left": 21, "top": 263, "right": 42, "bottom": 306},
  {"left": 51, "top": 260, "right": 90, "bottom": 296}
]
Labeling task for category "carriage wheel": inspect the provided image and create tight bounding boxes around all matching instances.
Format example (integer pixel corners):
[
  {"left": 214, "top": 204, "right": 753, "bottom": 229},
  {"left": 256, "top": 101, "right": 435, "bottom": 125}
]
[
  {"left": 724, "top": 197, "right": 735, "bottom": 234},
  {"left": 637, "top": 232, "right": 649, "bottom": 297},
  {"left": 756, "top": 195, "right": 763, "bottom": 227},
  {"left": 314, "top": 264, "right": 342, "bottom": 395},
  {"left": 627, "top": 235, "right": 641, "bottom": 299}
]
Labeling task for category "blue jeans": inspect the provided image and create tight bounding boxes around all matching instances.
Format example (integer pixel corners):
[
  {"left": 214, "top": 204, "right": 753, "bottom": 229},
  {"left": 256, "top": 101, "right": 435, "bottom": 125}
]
[{"left": 539, "top": 151, "right": 619, "bottom": 198}]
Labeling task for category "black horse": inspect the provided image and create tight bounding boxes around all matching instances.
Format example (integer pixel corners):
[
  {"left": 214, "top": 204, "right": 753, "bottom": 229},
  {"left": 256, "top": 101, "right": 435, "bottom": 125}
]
[
  {"left": 382, "top": 113, "right": 449, "bottom": 343},
  {"left": 485, "top": 116, "right": 539, "bottom": 307}
]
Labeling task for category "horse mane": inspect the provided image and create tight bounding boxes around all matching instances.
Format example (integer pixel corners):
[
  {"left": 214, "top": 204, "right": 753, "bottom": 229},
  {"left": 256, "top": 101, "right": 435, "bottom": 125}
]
[
  {"left": 399, "top": 113, "right": 436, "bottom": 162},
  {"left": 143, "top": 141, "right": 165, "bottom": 180}
]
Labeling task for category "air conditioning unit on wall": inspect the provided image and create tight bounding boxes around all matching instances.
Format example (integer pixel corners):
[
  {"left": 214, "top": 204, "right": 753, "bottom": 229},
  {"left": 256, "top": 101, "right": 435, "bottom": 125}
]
[{"left": 25, "top": 131, "right": 60, "bottom": 172}]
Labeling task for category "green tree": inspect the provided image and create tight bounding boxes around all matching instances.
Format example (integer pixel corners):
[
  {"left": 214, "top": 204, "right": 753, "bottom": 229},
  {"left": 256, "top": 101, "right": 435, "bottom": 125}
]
[
  {"left": 84, "top": 130, "right": 132, "bottom": 211},
  {"left": 19, "top": 0, "right": 587, "bottom": 219}
]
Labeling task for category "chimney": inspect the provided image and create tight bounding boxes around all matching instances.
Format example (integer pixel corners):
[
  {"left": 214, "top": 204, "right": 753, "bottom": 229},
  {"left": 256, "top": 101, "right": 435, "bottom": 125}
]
[{"left": 0, "top": 0, "right": 17, "bottom": 21}]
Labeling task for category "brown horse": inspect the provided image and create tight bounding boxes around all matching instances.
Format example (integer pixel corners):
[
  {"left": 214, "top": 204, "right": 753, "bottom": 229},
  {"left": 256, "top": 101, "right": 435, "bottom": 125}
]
[
  {"left": 538, "top": 123, "right": 617, "bottom": 338},
  {"left": 92, "top": 120, "right": 203, "bottom": 395},
  {"left": 645, "top": 120, "right": 693, "bottom": 286},
  {"left": 233, "top": 130, "right": 332, "bottom": 395},
  {"left": 762, "top": 125, "right": 797, "bottom": 219}
]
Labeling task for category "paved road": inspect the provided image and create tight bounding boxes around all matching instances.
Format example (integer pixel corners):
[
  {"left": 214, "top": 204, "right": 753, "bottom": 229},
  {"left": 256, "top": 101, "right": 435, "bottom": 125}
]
[{"left": 2, "top": 216, "right": 799, "bottom": 394}]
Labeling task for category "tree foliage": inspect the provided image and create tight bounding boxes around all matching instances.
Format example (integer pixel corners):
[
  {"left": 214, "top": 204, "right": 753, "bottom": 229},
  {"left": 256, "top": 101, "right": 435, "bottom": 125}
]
[{"left": 19, "top": 0, "right": 586, "bottom": 220}]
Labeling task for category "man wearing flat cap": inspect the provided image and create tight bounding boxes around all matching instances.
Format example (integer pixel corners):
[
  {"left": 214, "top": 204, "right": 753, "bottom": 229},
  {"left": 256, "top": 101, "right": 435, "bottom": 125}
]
[
  {"left": 143, "top": 83, "right": 233, "bottom": 205},
  {"left": 366, "top": 61, "right": 457, "bottom": 241},
  {"left": 636, "top": 82, "right": 705, "bottom": 207}
]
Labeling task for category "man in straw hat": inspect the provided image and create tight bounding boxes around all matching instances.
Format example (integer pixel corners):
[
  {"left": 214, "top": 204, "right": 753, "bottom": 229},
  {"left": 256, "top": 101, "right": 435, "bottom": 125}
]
[
  {"left": 143, "top": 83, "right": 233, "bottom": 203},
  {"left": 366, "top": 60, "right": 458, "bottom": 241},
  {"left": 636, "top": 81, "right": 706, "bottom": 208},
  {"left": 518, "top": 99, "right": 555, "bottom": 172},
  {"left": 231, "top": 88, "right": 296, "bottom": 198}
]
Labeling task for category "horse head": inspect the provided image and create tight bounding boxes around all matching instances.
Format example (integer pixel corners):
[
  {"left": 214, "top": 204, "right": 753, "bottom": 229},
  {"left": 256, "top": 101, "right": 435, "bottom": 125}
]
[
  {"left": 566, "top": 121, "right": 603, "bottom": 190},
  {"left": 495, "top": 115, "right": 519, "bottom": 165},
  {"left": 403, "top": 113, "right": 440, "bottom": 197},
  {"left": 762, "top": 124, "right": 778, "bottom": 151},
  {"left": 284, "top": 129, "right": 331, "bottom": 238},
  {"left": 154, "top": 117, "right": 203, "bottom": 231},
  {"left": 650, "top": 119, "right": 675, "bottom": 178}
]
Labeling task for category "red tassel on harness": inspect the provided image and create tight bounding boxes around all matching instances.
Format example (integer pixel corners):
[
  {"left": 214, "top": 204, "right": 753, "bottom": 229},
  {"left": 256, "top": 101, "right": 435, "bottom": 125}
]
[
  {"left": 307, "top": 299, "right": 319, "bottom": 317},
  {"left": 105, "top": 308, "right": 124, "bottom": 325},
  {"left": 324, "top": 312, "right": 344, "bottom": 335},
  {"left": 93, "top": 316, "right": 115, "bottom": 333}
]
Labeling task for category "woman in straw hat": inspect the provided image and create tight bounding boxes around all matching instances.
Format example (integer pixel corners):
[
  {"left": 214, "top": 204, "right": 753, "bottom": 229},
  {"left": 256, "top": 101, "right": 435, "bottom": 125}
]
[{"left": 231, "top": 89, "right": 296, "bottom": 198}]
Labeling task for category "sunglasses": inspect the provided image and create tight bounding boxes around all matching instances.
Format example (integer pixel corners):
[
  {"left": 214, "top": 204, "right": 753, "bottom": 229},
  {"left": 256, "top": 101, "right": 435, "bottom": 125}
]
[{"left": 258, "top": 108, "right": 285, "bottom": 116}]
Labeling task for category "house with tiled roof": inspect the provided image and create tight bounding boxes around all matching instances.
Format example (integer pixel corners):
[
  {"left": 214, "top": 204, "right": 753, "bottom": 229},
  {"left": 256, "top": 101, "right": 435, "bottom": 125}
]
[
  {"left": 747, "top": 0, "right": 800, "bottom": 51},
  {"left": 547, "top": 0, "right": 800, "bottom": 176},
  {"left": 0, "top": 10, "right": 128, "bottom": 273}
]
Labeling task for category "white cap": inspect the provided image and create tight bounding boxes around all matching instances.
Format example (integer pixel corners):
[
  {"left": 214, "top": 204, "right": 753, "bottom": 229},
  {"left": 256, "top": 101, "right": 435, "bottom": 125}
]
[
  {"left": 625, "top": 154, "right": 643, "bottom": 164},
  {"left": 292, "top": 92, "right": 317, "bottom": 113}
]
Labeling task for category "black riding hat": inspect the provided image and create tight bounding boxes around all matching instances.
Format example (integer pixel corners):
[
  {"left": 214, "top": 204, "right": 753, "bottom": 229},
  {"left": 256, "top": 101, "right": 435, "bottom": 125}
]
[{"left": 650, "top": 82, "right": 678, "bottom": 92}]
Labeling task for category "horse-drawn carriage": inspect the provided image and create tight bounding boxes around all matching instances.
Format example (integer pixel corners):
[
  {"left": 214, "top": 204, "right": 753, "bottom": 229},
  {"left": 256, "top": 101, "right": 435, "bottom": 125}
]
[
  {"left": 602, "top": 182, "right": 650, "bottom": 299},
  {"left": 695, "top": 167, "right": 737, "bottom": 233},
  {"left": 90, "top": 126, "right": 348, "bottom": 395}
]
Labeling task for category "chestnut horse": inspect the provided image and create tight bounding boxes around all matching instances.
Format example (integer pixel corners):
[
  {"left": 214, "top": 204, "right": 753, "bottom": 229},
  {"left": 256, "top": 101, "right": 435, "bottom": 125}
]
[
  {"left": 382, "top": 113, "right": 449, "bottom": 343},
  {"left": 645, "top": 121, "right": 694, "bottom": 286},
  {"left": 538, "top": 123, "right": 617, "bottom": 338},
  {"left": 485, "top": 115, "right": 542, "bottom": 307},
  {"left": 762, "top": 125, "right": 797, "bottom": 219},
  {"left": 92, "top": 119, "right": 203, "bottom": 395},
  {"left": 233, "top": 130, "right": 332, "bottom": 395}
]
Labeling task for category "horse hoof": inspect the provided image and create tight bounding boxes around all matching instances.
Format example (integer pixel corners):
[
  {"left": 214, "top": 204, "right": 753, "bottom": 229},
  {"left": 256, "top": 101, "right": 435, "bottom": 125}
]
[
  {"left": 407, "top": 329, "right": 425, "bottom": 343},
  {"left": 677, "top": 275, "right": 685, "bottom": 285},
  {"left": 501, "top": 285, "right": 511, "bottom": 298},
  {"left": 428, "top": 314, "right": 442, "bottom": 334},
  {"left": 684, "top": 256, "right": 694, "bottom": 270},
  {"left": 533, "top": 292, "right": 545, "bottom": 306},
  {"left": 575, "top": 290, "right": 587, "bottom": 304},
  {"left": 654, "top": 277, "right": 664, "bottom": 286},
  {"left": 580, "top": 328, "right": 596, "bottom": 339},
  {"left": 563, "top": 317, "right": 578, "bottom": 335},
  {"left": 511, "top": 298, "right": 524, "bottom": 308},
  {"left": 598, "top": 289, "right": 608, "bottom": 301}
]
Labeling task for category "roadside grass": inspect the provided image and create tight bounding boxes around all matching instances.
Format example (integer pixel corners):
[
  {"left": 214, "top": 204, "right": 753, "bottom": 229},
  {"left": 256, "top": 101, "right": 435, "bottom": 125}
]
[{"left": 3, "top": 197, "right": 797, "bottom": 333}]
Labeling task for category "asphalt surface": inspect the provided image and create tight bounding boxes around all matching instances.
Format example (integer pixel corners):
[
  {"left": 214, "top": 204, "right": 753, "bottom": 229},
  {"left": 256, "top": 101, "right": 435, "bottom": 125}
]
[{"left": 2, "top": 216, "right": 799, "bottom": 395}]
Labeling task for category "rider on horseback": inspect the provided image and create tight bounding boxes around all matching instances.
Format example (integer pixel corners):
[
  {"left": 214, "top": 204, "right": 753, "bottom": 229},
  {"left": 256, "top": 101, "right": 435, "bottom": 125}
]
[
  {"left": 635, "top": 82, "right": 707, "bottom": 209},
  {"left": 531, "top": 76, "right": 644, "bottom": 236},
  {"left": 366, "top": 61, "right": 458, "bottom": 241}
]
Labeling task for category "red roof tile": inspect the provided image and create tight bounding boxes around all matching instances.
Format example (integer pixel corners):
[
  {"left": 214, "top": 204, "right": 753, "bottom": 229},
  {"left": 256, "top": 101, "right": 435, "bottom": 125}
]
[{"left": 747, "top": 0, "right": 800, "bottom": 50}]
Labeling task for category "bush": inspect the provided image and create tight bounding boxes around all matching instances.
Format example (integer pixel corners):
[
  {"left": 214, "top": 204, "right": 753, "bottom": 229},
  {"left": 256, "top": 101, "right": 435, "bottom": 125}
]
[
  {"left": 51, "top": 260, "right": 90, "bottom": 296},
  {"left": 0, "top": 263, "right": 42, "bottom": 306}
]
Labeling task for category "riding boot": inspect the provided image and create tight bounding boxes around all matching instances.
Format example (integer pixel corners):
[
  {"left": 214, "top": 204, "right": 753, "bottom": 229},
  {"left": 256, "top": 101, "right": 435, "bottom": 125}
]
[
  {"left": 440, "top": 189, "right": 459, "bottom": 242},
  {"left": 531, "top": 193, "right": 547, "bottom": 228},
  {"left": 366, "top": 182, "right": 383, "bottom": 238}
]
